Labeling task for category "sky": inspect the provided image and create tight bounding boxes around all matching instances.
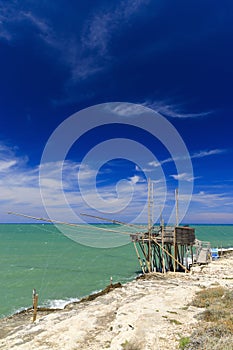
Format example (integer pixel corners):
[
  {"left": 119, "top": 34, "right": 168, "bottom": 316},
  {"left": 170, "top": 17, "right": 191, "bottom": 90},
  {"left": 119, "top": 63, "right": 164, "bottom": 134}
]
[{"left": 0, "top": 0, "right": 233, "bottom": 225}]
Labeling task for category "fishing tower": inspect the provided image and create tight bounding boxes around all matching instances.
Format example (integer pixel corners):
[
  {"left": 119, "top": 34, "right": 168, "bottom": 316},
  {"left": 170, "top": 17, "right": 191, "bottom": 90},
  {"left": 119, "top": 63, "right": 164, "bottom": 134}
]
[{"left": 131, "top": 180, "right": 196, "bottom": 273}]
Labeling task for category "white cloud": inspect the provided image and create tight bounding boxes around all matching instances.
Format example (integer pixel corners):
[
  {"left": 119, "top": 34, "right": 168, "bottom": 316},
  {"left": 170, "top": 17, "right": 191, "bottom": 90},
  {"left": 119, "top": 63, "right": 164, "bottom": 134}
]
[
  {"left": 0, "top": 2, "right": 14, "bottom": 41},
  {"left": 0, "top": 1, "right": 150, "bottom": 83},
  {"left": 1, "top": 142, "right": 232, "bottom": 224},
  {"left": 147, "top": 148, "right": 226, "bottom": 171},
  {"left": 184, "top": 211, "right": 233, "bottom": 224},
  {"left": 106, "top": 102, "right": 147, "bottom": 117},
  {"left": 0, "top": 159, "right": 17, "bottom": 172},
  {"left": 21, "top": 11, "right": 51, "bottom": 35},
  {"left": 129, "top": 175, "right": 141, "bottom": 184},
  {"left": 0, "top": 3, "right": 52, "bottom": 42},
  {"left": 75, "top": 164, "right": 98, "bottom": 183},
  {"left": 0, "top": 143, "right": 153, "bottom": 223},
  {"left": 191, "top": 149, "right": 226, "bottom": 158},
  {"left": 191, "top": 191, "right": 230, "bottom": 207},
  {"left": 144, "top": 100, "right": 212, "bottom": 119},
  {"left": 148, "top": 157, "right": 173, "bottom": 168},
  {"left": 0, "top": 3, "right": 81, "bottom": 81},
  {"left": 170, "top": 172, "right": 196, "bottom": 182},
  {"left": 82, "top": 0, "right": 150, "bottom": 55}
]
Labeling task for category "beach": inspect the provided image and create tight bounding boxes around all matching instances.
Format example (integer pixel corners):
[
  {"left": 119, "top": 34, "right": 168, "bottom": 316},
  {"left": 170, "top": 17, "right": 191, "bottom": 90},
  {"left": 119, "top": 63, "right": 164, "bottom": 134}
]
[{"left": 0, "top": 253, "right": 232, "bottom": 350}]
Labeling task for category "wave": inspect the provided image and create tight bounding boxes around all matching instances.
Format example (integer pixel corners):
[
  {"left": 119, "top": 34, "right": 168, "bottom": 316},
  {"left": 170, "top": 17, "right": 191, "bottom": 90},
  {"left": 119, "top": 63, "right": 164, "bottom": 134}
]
[{"left": 44, "top": 297, "right": 80, "bottom": 309}]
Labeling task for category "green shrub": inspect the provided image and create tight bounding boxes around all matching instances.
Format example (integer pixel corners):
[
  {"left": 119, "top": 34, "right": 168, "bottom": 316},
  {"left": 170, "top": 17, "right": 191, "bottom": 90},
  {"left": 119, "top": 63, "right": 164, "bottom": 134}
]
[{"left": 179, "top": 336, "right": 190, "bottom": 349}]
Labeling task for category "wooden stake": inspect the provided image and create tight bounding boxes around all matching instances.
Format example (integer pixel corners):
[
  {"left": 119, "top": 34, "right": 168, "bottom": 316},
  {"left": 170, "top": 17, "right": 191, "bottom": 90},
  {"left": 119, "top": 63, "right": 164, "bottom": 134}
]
[{"left": 32, "top": 289, "right": 38, "bottom": 322}]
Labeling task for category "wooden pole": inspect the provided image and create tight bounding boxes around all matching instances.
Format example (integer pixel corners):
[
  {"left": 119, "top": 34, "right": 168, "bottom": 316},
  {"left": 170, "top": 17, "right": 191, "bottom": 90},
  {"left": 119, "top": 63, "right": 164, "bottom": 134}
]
[
  {"left": 175, "top": 188, "right": 179, "bottom": 226},
  {"left": 191, "top": 246, "right": 194, "bottom": 266},
  {"left": 152, "top": 181, "right": 154, "bottom": 227},
  {"left": 174, "top": 188, "right": 179, "bottom": 270},
  {"left": 174, "top": 188, "right": 179, "bottom": 271},
  {"left": 80, "top": 213, "right": 146, "bottom": 230},
  {"left": 139, "top": 241, "right": 151, "bottom": 272},
  {"left": 173, "top": 227, "right": 177, "bottom": 272},
  {"left": 147, "top": 178, "right": 152, "bottom": 272},
  {"left": 134, "top": 242, "right": 145, "bottom": 273},
  {"left": 8, "top": 211, "right": 132, "bottom": 235},
  {"left": 161, "top": 220, "right": 165, "bottom": 273},
  {"left": 32, "top": 289, "right": 38, "bottom": 322}
]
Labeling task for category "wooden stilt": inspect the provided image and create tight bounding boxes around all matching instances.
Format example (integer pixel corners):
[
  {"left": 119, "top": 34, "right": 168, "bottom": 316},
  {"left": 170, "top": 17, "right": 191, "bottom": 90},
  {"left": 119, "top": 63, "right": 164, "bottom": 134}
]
[
  {"left": 191, "top": 246, "right": 194, "bottom": 266},
  {"left": 161, "top": 221, "right": 165, "bottom": 273},
  {"left": 173, "top": 228, "right": 177, "bottom": 272},
  {"left": 139, "top": 241, "right": 150, "bottom": 273},
  {"left": 147, "top": 178, "right": 153, "bottom": 273},
  {"left": 133, "top": 242, "right": 145, "bottom": 273}
]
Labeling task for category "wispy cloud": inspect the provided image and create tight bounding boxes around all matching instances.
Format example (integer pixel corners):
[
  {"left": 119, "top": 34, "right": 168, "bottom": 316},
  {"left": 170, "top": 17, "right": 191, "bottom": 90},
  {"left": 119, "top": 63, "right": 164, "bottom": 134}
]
[
  {"left": 191, "top": 191, "right": 231, "bottom": 207},
  {"left": 148, "top": 148, "right": 226, "bottom": 170},
  {"left": 179, "top": 190, "right": 233, "bottom": 209},
  {"left": 0, "top": 142, "right": 163, "bottom": 223},
  {"left": 184, "top": 211, "right": 233, "bottom": 224},
  {"left": 191, "top": 149, "right": 226, "bottom": 159},
  {"left": 73, "top": 0, "right": 150, "bottom": 80},
  {"left": 22, "top": 11, "right": 51, "bottom": 36},
  {"left": 0, "top": 3, "right": 81, "bottom": 82},
  {"left": 0, "top": 2, "right": 15, "bottom": 41},
  {"left": 0, "top": 143, "right": 146, "bottom": 221},
  {"left": 82, "top": 0, "right": 150, "bottom": 55},
  {"left": 105, "top": 102, "right": 147, "bottom": 117},
  {"left": 144, "top": 100, "right": 212, "bottom": 119},
  {"left": 0, "top": 1, "right": 150, "bottom": 83},
  {"left": 0, "top": 4, "right": 51, "bottom": 42},
  {"left": 1, "top": 142, "right": 232, "bottom": 224},
  {"left": 148, "top": 158, "right": 172, "bottom": 167},
  {"left": 128, "top": 175, "right": 144, "bottom": 184},
  {"left": 170, "top": 173, "right": 197, "bottom": 182},
  {"left": 0, "top": 159, "right": 17, "bottom": 172}
]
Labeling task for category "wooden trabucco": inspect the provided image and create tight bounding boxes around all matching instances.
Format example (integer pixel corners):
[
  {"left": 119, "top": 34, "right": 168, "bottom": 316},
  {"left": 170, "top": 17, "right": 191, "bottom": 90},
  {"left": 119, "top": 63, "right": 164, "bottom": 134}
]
[{"left": 130, "top": 225, "right": 196, "bottom": 273}]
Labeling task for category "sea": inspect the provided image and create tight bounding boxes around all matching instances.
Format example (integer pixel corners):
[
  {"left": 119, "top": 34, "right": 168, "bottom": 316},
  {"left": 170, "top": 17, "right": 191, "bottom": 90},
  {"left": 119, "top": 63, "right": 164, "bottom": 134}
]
[{"left": 0, "top": 223, "right": 232, "bottom": 319}]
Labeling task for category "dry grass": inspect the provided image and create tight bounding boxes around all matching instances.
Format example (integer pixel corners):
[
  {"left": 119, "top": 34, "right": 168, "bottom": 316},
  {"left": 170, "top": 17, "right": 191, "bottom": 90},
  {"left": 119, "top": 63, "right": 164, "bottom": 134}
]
[
  {"left": 181, "top": 286, "right": 233, "bottom": 349},
  {"left": 192, "top": 286, "right": 226, "bottom": 308}
]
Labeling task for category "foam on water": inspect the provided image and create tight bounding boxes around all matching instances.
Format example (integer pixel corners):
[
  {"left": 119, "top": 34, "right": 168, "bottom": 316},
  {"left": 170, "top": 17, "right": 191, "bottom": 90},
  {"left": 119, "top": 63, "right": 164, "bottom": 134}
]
[{"left": 44, "top": 297, "right": 80, "bottom": 309}]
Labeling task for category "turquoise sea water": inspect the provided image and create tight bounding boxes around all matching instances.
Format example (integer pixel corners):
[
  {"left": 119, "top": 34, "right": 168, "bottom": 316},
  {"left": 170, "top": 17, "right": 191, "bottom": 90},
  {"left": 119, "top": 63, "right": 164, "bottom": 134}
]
[{"left": 0, "top": 223, "right": 232, "bottom": 318}]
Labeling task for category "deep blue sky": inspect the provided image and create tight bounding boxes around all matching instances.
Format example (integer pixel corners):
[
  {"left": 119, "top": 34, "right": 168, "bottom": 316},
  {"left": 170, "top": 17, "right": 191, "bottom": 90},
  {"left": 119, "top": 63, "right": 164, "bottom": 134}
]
[{"left": 0, "top": 0, "right": 233, "bottom": 224}]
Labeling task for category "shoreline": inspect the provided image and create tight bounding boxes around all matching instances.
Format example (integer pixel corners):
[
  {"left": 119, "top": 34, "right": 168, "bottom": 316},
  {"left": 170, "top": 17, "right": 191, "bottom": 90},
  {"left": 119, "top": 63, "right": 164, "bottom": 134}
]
[{"left": 0, "top": 253, "right": 233, "bottom": 349}]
